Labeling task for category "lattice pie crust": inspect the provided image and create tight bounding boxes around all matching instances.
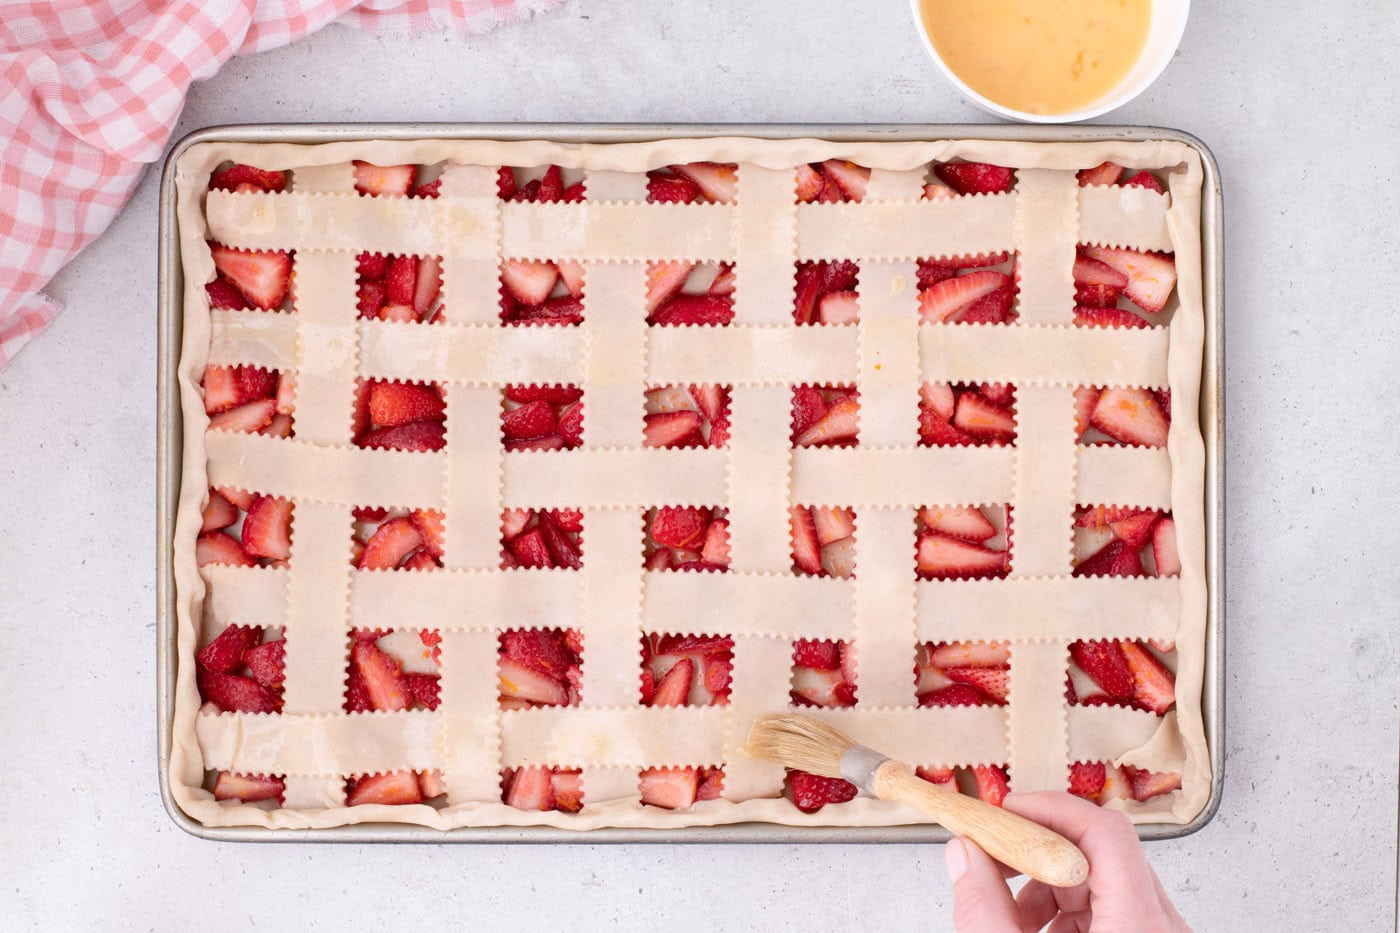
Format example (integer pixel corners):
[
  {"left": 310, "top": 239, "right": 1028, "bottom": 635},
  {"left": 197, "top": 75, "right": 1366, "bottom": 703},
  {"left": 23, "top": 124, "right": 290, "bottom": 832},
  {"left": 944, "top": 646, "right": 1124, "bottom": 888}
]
[{"left": 170, "top": 136, "right": 1210, "bottom": 831}]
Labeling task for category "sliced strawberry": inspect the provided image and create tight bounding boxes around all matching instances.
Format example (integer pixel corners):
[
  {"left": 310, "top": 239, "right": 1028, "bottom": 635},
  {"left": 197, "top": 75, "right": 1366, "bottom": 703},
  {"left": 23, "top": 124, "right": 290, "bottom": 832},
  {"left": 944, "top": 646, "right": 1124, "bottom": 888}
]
[
  {"left": 1122, "top": 171, "right": 1164, "bottom": 193},
  {"left": 1079, "top": 246, "right": 1177, "bottom": 314},
  {"left": 696, "top": 767, "right": 725, "bottom": 801},
  {"left": 928, "top": 640, "right": 1010, "bottom": 668},
  {"left": 952, "top": 393, "right": 1015, "bottom": 440},
  {"left": 1098, "top": 765, "right": 1135, "bottom": 804},
  {"left": 239, "top": 495, "right": 292, "bottom": 561},
  {"left": 210, "top": 164, "right": 287, "bottom": 193},
  {"left": 503, "top": 400, "right": 556, "bottom": 440},
  {"left": 213, "top": 771, "right": 285, "bottom": 802},
  {"left": 789, "top": 507, "right": 823, "bottom": 574},
  {"left": 209, "top": 398, "right": 277, "bottom": 434},
  {"left": 1074, "top": 253, "right": 1130, "bottom": 289},
  {"left": 707, "top": 263, "right": 735, "bottom": 297},
  {"left": 506, "top": 384, "right": 583, "bottom": 405},
  {"left": 795, "top": 396, "right": 858, "bottom": 447},
  {"left": 502, "top": 629, "right": 576, "bottom": 679},
  {"left": 201, "top": 366, "right": 244, "bottom": 415},
  {"left": 536, "top": 164, "right": 565, "bottom": 202},
  {"left": 700, "top": 518, "right": 731, "bottom": 567},
  {"left": 1076, "top": 505, "right": 1147, "bottom": 530},
  {"left": 669, "top": 162, "right": 738, "bottom": 203},
  {"left": 791, "top": 385, "right": 828, "bottom": 438},
  {"left": 1074, "top": 539, "right": 1144, "bottom": 578},
  {"left": 1068, "top": 761, "right": 1107, "bottom": 799},
  {"left": 197, "top": 624, "right": 260, "bottom": 674},
  {"left": 820, "top": 159, "right": 869, "bottom": 201},
  {"left": 640, "top": 767, "right": 700, "bottom": 810},
  {"left": 1073, "top": 386, "right": 1099, "bottom": 439},
  {"left": 944, "top": 667, "right": 1009, "bottom": 703},
  {"left": 353, "top": 161, "right": 414, "bottom": 197},
  {"left": 503, "top": 767, "right": 556, "bottom": 810},
  {"left": 934, "top": 162, "right": 1013, "bottom": 195},
  {"left": 359, "top": 517, "right": 423, "bottom": 570},
  {"left": 1120, "top": 641, "right": 1176, "bottom": 714},
  {"left": 1109, "top": 510, "right": 1161, "bottom": 550},
  {"left": 201, "top": 488, "right": 238, "bottom": 532},
  {"left": 348, "top": 770, "right": 422, "bottom": 806},
  {"left": 205, "top": 277, "right": 249, "bottom": 310},
  {"left": 209, "top": 244, "right": 291, "bottom": 310},
  {"left": 817, "top": 290, "right": 860, "bottom": 324},
  {"left": 379, "top": 303, "right": 416, "bottom": 323},
  {"left": 1073, "top": 283, "right": 1123, "bottom": 308},
  {"left": 643, "top": 410, "right": 703, "bottom": 448},
  {"left": 552, "top": 509, "right": 585, "bottom": 534},
  {"left": 418, "top": 769, "right": 446, "bottom": 798},
  {"left": 357, "top": 280, "right": 387, "bottom": 318},
  {"left": 196, "top": 531, "right": 258, "bottom": 568},
  {"left": 507, "top": 528, "right": 552, "bottom": 568},
  {"left": 795, "top": 163, "right": 826, "bottom": 202},
  {"left": 918, "top": 683, "right": 991, "bottom": 708},
  {"left": 916, "top": 533, "right": 1008, "bottom": 579},
  {"left": 1069, "top": 640, "right": 1135, "bottom": 702},
  {"left": 973, "top": 765, "right": 1010, "bottom": 806},
  {"left": 793, "top": 638, "right": 842, "bottom": 671},
  {"left": 1092, "top": 387, "right": 1169, "bottom": 447},
  {"left": 412, "top": 255, "right": 443, "bottom": 318},
  {"left": 551, "top": 770, "right": 584, "bottom": 812},
  {"left": 357, "top": 421, "right": 446, "bottom": 451},
  {"left": 649, "top": 294, "right": 734, "bottom": 326},
  {"left": 650, "top": 507, "right": 711, "bottom": 549},
  {"left": 1125, "top": 766, "right": 1182, "bottom": 801},
  {"left": 1152, "top": 517, "right": 1181, "bottom": 577},
  {"left": 197, "top": 668, "right": 281, "bottom": 713},
  {"left": 646, "top": 261, "right": 695, "bottom": 313},
  {"left": 233, "top": 363, "right": 276, "bottom": 402},
  {"left": 350, "top": 640, "right": 409, "bottom": 712},
  {"left": 789, "top": 770, "right": 857, "bottom": 813},
  {"left": 537, "top": 511, "right": 582, "bottom": 569},
  {"left": 1077, "top": 162, "right": 1123, "bottom": 187},
  {"left": 918, "top": 505, "right": 996, "bottom": 542},
  {"left": 498, "top": 657, "right": 570, "bottom": 706},
  {"left": 649, "top": 657, "right": 694, "bottom": 707},
  {"left": 647, "top": 172, "right": 700, "bottom": 203},
  {"left": 403, "top": 673, "right": 441, "bottom": 710},
  {"left": 243, "top": 638, "right": 286, "bottom": 688},
  {"left": 790, "top": 665, "right": 854, "bottom": 707},
  {"left": 918, "top": 271, "right": 1013, "bottom": 323},
  {"left": 916, "top": 766, "right": 957, "bottom": 788},
  {"left": 1075, "top": 305, "right": 1149, "bottom": 329},
  {"left": 502, "top": 259, "right": 559, "bottom": 306},
  {"left": 793, "top": 261, "right": 827, "bottom": 325}
]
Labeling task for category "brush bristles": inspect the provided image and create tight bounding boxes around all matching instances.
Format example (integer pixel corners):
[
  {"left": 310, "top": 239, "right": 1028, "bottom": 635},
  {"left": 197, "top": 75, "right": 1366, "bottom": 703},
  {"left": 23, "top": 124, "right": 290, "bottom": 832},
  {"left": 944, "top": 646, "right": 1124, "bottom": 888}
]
[{"left": 743, "top": 713, "right": 857, "bottom": 778}]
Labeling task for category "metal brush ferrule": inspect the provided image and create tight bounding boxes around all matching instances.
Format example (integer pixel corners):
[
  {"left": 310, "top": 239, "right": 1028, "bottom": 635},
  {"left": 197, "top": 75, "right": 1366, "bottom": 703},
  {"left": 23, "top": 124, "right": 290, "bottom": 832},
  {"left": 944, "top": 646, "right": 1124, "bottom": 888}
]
[{"left": 838, "top": 745, "right": 889, "bottom": 795}]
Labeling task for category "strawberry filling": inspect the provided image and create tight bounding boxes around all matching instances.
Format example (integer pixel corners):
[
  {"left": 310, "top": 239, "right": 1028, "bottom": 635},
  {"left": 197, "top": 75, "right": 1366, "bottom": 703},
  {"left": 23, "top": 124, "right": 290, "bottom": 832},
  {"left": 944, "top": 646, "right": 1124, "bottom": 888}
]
[
  {"left": 639, "top": 765, "right": 725, "bottom": 810},
  {"left": 915, "top": 640, "right": 1011, "bottom": 708},
  {"left": 790, "top": 639, "right": 856, "bottom": 708},
  {"left": 643, "top": 384, "right": 731, "bottom": 448},
  {"left": 352, "top": 379, "right": 447, "bottom": 452},
  {"left": 353, "top": 161, "right": 442, "bottom": 199},
  {"left": 795, "top": 159, "right": 870, "bottom": 203},
  {"left": 786, "top": 769, "right": 858, "bottom": 813},
  {"left": 643, "top": 507, "right": 730, "bottom": 572},
  {"left": 205, "top": 243, "right": 293, "bottom": 312},
  {"left": 497, "top": 164, "right": 585, "bottom": 203},
  {"left": 501, "top": 509, "right": 584, "bottom": 570},
  {"left": 196, "top": 624, "right": 285, "bottom": 713},
  {"left": 196, "top": 487, "right": 294, "bottom": 569},
  {"left": 345, "top": 769, "right": 444, "bottom": 807},
  {"left": 502, "top": 384, "right": 583, "bottom": 450},
  {"left": 202, "top": 364, "right": 293, "bottom": 437},
  {"left": 789, "top": 506, "right": 856, "bottom": 577},
  {"left": 352, "top": 508, "right": 445, "bottom": 570},
  {"left": 915, "top": 504, "right": 1010, "bottom": 580},
  {"left": 344, "top": 628, "right": 442, "bottom": 714},
  {"left": 793, "top": 259, "right": 860, "bottom": 325},
  {"left": 646, "top": 162, "right": 737, "bottom": 204},
  {"left": 929, "top": 161, "right": 1015, "bottom": 197},
  {"left": 1074, "top": 386, "right": 1171, "bottom": 448},
  {"left": 641, "top": 633, "right": 735, "bottom": 707},
  {"left": 497, "top": 627, "right": 583, "bottom": 709},
  {"left": 791, "top": 384, "right": 859, "bottom": 448},
  {"left": 500, "top": 257, "right": 585, "bottom": 325},
  {"left": 1072, "top": 505, "right": 1177, "bottom": 577},
  {"left": 1068, "top": 638, "right": 1176, "bottom": 715},
  {"left": 1070, "top": 761, "right": 1181, "bottom": 806},
  {"left": 357, "top": 252, "right": 443, "bottom": 323},
  {"left": 918, "top": 381, "right": 1016, "bottom": 447},
  {"left": 502, "top": 766, "right": 586, "bottom": 812},
  {"left": 645, "top": 260, "right": 735, "bottom": 326}
]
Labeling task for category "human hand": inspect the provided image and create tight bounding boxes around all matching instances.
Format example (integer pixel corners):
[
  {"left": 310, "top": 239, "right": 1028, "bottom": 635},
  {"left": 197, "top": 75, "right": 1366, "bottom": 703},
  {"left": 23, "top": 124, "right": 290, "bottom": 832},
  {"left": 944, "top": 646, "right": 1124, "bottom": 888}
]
[{"left": 945, "top": 791, "right": 1189, "bottom": 932}]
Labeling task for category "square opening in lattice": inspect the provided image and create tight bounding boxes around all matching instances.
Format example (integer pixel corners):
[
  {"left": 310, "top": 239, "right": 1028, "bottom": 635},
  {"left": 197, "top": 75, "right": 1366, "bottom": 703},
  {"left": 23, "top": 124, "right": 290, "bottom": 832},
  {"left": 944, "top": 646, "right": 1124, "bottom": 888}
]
[
  {"left": 918, "top": 382, "right": 1017, "bottom": 447},
  {"left": 500, "top": 258, "right": 585, "bottom": 325},
  {"left": 344, "top": 628, "right": 442, "bottom": 713},
  {"left": 207, "top": 770, "right": 286, "bottom": 807},
  {"left": 1070, "top": 761, "right": 1181, "bottom": 807},
  {"left": 1074, "top": 387, "right": 1171, "bottom": 448},
  {"left": 353, "top": 160, "right": 444, "bottom": 199},
  {"left": 645, "top": 162, "right": 737, "bottom": 204},
  {"left": 790, "top": 639, "right": 857, "bottom": 708},
  {"left": 356, "top": 252, "right": 444, "bottom": 324},
  {"left": 914, "top": 765, "right": 1011, "bottom": 807},
  {"left": 794, "top": 260, "right": 860, "bottom": 325},
  {"left": 501, "top": 509, "right": 584, "bottom": 569},
  {"left": 352, "top": 508, "right": 444, "bottom": 570},
  {"left": 924, "top": 160, "right": 1016, "bottom": 199},
  {"left": 643, "top": 507, "right": 729, "bottom": 571},
  {"left": 643, "top": 385, "right": 732, "bottom": 448},
  {"left": 195, "top": 623, "right": 285, "bottom": 714},
  {"left": 206, "top": 243, "right": 295, "bottom": 313},
  {"left": 497, "top": 164, "right": 585, "bottom": 203},
  {"left": 502, "top": 766, "right": 584, "bottom": 813},
  {"left": 640, "top": 633, "right": 735, "bottom": 707},
  {"left": 915, "top": 251, "right": 1018, "bottom": 325},
  {"left": 1073, "top": 246, "right": 1177, "bottom": 328},
  {"left": 201, "top": 365, "right": 294, "bottom": 437},
  {"left": 645, "top": 261, "right": 735, "bottom": 326},
  {"left": 640, "top": 766, "right": 725, "bottom": 810},
  {"left": 1068, "top": 639, "right": 1176, "bottom": 716},
  {"left": 502, "top": 384, "right": 583, "bottom": 451},
  {"left": 795, "top": 159, "right": 870, "bottom": 203},
  {"left": 345, "top": 769, "right": 446, "bottom": 807},
  {"left": 791, "top": 384, "right": 859, "bottom": 448},
  {"left": 914, "top": 640, "right": 1010, "bottom": 708},
  {"left": 499, "top": 627, "right": 583, "bottom": 709},
  {"left": 915, "top": 504, "right": 1011, "bottom": 580},
  {"left": 1073, "top": 505, "right": 1177, "bottom": 578},
  {"left": 351, "top": 378, "right": 447, "bottom": 452},
  {"left": 197, "top": 488, "right": 294, "bottom": 569},
  {"left": 789, "top": 506, "right": 856, "bottom": 577}
]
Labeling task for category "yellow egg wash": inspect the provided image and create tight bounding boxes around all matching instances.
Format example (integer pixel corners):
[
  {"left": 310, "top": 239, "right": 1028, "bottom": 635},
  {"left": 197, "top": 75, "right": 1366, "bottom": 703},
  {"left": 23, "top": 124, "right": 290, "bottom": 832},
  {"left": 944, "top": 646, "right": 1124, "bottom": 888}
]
[{"left": 919, "top": 0, "right": 1152, "bottom": 115}]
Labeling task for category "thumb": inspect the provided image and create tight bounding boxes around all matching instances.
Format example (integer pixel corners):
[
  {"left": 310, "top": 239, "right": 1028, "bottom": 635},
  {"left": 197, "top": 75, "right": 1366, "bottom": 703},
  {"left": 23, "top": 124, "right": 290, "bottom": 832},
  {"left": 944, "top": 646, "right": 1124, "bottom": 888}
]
[{"left": 946, "top": 838, "right": 1023, "bottom": 933}]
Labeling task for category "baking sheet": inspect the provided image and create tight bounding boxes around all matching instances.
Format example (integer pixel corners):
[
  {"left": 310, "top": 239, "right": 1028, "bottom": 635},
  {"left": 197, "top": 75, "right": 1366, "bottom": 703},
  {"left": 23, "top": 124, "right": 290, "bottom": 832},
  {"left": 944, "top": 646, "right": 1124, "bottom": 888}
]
[{"left": 156, "top": 123, "right": 1224, "bottom": 843}]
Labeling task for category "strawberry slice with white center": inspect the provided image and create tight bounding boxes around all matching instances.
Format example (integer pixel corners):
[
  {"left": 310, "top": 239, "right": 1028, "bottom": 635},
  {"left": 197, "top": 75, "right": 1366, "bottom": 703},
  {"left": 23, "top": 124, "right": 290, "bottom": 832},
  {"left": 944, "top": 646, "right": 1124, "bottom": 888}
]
[
  {"left": 201, "top": 367, "right": 243, "bottom": 414},
  {"left": 973, "top": 765, "right": 1010, "bottom": 806},
  {"left": 915, "top": 766, "right": 957, "bottom": 790},
  {"left": 412, "top": 255, "right": 442, "bottom": 317},
  {"left": 944, "top": 666, "right": 1009, "bottom": 702},
  {"left": 817, "top": 290, "right": 859, "bottom": 324},
  {"left": 1077, "top": 162, "right": 1124, "bottom": 187},
  {"left": 208, "top": 398, "right": 276, "bottom": 434},
  {"left": 411, "top": 509, "right": 445, "bottom": 559},
  {"left": 917, "top": 505, "right": 996, "bottom": 542},
  {"left": 1108, "top": 509, "right": 1162, "bottom": 550},
  {"left": 213, "top": 771, "right": 285, "bottom": 802},
  {"left": 700, "top": 518, "right": 731, "bottom": 566},
  {"left": 349, "top": 639, "right": 409, "bottom": 711},
  {"left": 1073, "top": 387, "right": 1099, "bottom": 439},
  {"left": 810, "top": 506, "right": 856, "bottom": 546},
  {"left": 1073, "top": 538, "right": 1144, "bottom": 578},
  {"left": 916, "top": 533, "right": 1009, "bottom": 579},
  {"left": 795, "top": 164, "right": 826, "bottom": 201},
  {"left": 196, "top": 531, "right": 258, "bottom": 568},
  {"left": 418, "top": 770, "right": 446, "bottom": 799},
  {"left": 917, "top": 270, "right": 1013, "bottom": 323},
  {"left": 1120, "top": 641, "right": 1176, "bottom": 714},
  {"left": 668, "top": 162, "right": 738, "bottom": 203},
  {"left": 1069, "top": 640, "right": 1136, "bottom": 702},
  {"left": 1152, "top": 517, "right": 1181, "bottom": 577},
  {"left": 643, "top": 410, "right": 703, "bottom": 448},
  {"left": 1125, "top": 766, "right": 1182, "bottom": 801},
  {"left": 952, "top": 392, "right": 1015, "bottom": 440},
  {"left": 640, "top": 767, "right": 700, "bottom": 810},
  {"left": 794, "top": 395, "right": 858, "bottom": 447},
  {"left": 498, "top": 655, "right": 571, "bottom": 706},
  {"left": 648, "top": 657, "right": 694, "bottom": 707},
  {"left": 928, "top": 640, "right": 1010, "bottom": 668},
  {"left": 201, "top": 488, "right": 238, "bottom": 532},
  {"left": 554, "top": 259, "right": 585, "bottom": 298},
  {"left": 348, "top": 770, "right": 422, "bottom": 806},
  {"left": 505, "top": 767, "right": 556, "bottom": 811},
  {"left": 549, "top": 770, "right": 583, "bottom": 812},
  {"left": 789, "top": 507, "right": 823, "bottom": 575},
  {"left": 790, "top": 665, "right": 855, "bottom": 708},
  {"left": 241, "top": 495, "right": 293, "bottom": 561},
  {"left": 353, "top": 161, "right": 414, "bottom": 197},
  {"left": 1091, "top": 387, "right": 1169, "bottom": 447},
  {"left": 820, "top": 159, "right": 870, "bottom": 201},
  {"left": 1079, "top": 246, "right": 1177, "bottom": 314},
  {"left": 646, "top": 261, "right": 696, "bottom": 313},
  {"left": 209, "top": 244, "right": 291, "bottom": 310},
  {"left": 920, "top": 382, "right": 956, "bottom": 421},
  {"left": 501, "top": 259, "right": 560, "bottom": 306},
  {"left": 359, "top": 517, "right": 423, "bottom": 570}
]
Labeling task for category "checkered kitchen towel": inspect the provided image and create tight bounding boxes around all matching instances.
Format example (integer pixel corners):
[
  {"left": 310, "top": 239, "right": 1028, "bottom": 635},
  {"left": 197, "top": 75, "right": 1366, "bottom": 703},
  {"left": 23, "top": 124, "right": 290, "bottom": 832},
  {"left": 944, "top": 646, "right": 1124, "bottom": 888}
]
[{"left": 0, "top": 0, "right": 565, "bottom": 368}]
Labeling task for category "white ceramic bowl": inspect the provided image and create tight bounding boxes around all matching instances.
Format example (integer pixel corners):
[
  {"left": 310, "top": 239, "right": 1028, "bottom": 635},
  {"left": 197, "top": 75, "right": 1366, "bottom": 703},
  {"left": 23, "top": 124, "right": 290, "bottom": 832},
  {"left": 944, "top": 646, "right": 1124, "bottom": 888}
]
[{"left": 909, "top": 0, "right": 1190, "bottom": 123}]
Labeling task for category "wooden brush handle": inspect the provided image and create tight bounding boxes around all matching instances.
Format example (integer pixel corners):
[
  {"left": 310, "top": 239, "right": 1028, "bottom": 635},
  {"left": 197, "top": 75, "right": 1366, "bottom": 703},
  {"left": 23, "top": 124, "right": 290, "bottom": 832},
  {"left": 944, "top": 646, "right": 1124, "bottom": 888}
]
[{"left": 871, "top": 761, "right": 1089, "bottom": 888}]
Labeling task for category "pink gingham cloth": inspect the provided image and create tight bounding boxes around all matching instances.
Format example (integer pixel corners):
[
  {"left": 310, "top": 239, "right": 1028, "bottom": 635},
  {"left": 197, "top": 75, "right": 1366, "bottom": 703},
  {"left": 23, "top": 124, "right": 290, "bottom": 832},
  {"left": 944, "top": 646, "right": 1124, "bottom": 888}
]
[{"left": 0, "top": 0, "right": 563, "bottom": 368}]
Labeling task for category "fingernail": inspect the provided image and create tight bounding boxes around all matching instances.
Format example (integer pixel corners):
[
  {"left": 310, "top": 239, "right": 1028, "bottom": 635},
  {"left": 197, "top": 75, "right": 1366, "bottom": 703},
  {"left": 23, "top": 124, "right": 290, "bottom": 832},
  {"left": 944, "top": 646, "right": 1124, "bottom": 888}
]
[{"left": 945, "top": 838, "right": 968, "bottom": 882}]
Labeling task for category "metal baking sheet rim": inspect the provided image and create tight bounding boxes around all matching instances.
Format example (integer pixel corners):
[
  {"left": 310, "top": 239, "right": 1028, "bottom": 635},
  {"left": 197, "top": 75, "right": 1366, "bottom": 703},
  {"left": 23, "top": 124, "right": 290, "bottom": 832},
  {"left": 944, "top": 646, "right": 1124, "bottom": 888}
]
[{"left": 156, "top": 123, "right": 1225, "bottom": 844}]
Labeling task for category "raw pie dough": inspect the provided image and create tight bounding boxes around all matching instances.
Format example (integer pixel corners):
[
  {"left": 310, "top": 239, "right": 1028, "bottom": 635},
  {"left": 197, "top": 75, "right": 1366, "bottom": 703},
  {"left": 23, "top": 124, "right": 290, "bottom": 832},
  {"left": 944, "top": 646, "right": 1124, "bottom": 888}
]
[{"left": 170, "top": 135, "right": 1210, "bottom": 832}]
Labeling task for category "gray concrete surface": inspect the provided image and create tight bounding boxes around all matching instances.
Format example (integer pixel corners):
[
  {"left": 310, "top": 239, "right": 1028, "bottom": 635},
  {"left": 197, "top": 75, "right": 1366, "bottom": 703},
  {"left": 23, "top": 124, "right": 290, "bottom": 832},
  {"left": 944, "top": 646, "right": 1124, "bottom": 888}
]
[{"left": 2, "top": 1, "right": 1397, "bottom": 929}]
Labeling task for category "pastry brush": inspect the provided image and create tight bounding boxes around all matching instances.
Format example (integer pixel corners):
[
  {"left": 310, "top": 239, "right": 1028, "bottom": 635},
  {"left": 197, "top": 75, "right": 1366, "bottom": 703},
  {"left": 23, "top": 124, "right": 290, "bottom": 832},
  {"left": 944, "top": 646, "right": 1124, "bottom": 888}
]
[{"left": 744, "top": 713, "right": 1089, "bottom": 887}]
